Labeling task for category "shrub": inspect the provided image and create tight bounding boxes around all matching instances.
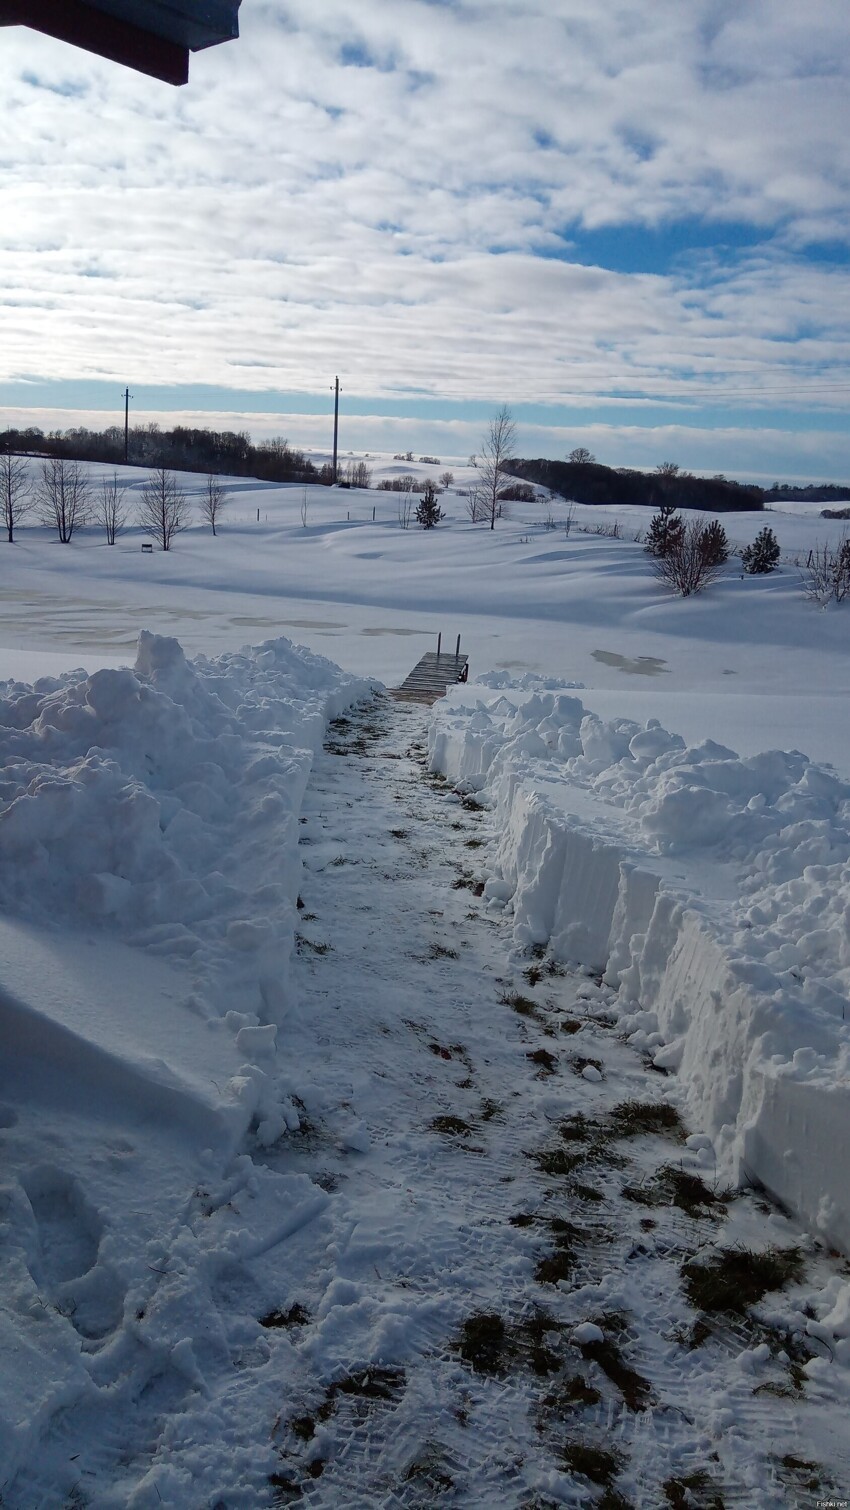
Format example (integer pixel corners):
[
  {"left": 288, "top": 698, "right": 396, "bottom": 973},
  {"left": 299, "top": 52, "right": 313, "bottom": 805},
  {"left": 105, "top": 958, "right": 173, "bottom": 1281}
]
[
  {"left": 741, "top": 526, "right": 781, "bottom": 574},
  {"left": 644, "top": 510, "right": 685, "bottom": 558},
  {"left": 498, "top": 482, "right": 536, "bottom": 502},
  {"left": 800, "top": 536, "right": 850, "bottom": 604},
  {"left": 652, "top": 517, "right": 725, "bottom": 596},
  {"left": 699, "top": 519, "right": 729, "bottom": 566}
]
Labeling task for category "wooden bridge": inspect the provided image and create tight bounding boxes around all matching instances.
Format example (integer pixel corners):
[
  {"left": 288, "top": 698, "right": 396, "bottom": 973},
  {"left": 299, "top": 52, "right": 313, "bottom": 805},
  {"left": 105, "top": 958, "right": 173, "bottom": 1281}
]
[{"left": 389, "top": 635, "right": 469, "bottom": 705}]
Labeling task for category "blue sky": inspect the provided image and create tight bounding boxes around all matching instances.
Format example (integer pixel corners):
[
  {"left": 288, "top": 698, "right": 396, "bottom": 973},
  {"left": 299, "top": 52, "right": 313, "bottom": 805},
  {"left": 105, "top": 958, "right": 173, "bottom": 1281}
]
[{"left": 1, "top": 0, "right": 849, "bottom": 482}]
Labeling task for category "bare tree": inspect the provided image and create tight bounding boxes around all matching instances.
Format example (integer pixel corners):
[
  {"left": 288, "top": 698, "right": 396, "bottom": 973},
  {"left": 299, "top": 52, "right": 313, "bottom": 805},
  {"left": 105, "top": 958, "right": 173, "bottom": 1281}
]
[
  {"left": 347, "top": 460, "right": 372, "bottom": 488},
  {"left": 39, "top": 456, "right": 90, "bottom": 542},
  {"left": 439, "top": 470, "right": 454, "bottom": 489},
  {"left": 96, "top": 472, "right": 127, "bottom": 545},
  {"left": 651, "top": 516, "right": 724, "bottom": 596},
  {"left": 476, "top": 405, "right": 517, "bottom": 530},
  {"left": 465, "top": 483, "right": 488, "bottom": 523},
  {"left": 139, "top": 467, "right": 190, "bottom": 551},
  {"left": 568, "top": 447, "right": 595, "bottom": 464},
  {"left": 200, "top": 474, "right": 228, "bottom": 537},
  {"left": 0, "top": 448, "right": 32, "bottom": 542},
  {"left": 655, "top": 461, "right": 680, "bottom": 477},
  {"left": 397, "top": 481, "right": 414, "bottom": 529}
]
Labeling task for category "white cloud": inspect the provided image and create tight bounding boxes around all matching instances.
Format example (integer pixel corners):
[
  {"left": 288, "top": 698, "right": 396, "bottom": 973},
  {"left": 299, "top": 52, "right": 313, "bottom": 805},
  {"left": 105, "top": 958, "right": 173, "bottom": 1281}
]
[{"left": 0, "top": 0, "right": 848, "bottom": 462}]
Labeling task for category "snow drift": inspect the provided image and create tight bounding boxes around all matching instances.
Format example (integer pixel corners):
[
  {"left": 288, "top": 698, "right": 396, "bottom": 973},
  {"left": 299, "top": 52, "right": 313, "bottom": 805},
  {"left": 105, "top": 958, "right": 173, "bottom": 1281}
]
[
  {"left": 0, "top": 631, "right": 375, "bottom": 1488},
  {"left": 430, "top": 681, "right": 850, "bottom": 1254}
]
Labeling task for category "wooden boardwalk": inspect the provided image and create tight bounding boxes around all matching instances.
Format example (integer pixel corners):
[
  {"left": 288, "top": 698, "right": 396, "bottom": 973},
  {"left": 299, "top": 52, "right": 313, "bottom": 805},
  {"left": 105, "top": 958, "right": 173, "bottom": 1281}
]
[{"left": 389, "top": 651, "right": 469, "bottom": 705}]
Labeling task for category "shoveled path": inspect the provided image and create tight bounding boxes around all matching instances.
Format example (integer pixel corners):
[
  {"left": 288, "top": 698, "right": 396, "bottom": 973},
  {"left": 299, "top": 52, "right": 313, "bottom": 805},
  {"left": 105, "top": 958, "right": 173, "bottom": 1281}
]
[
  {"left": 11, "top": 693, "right": 844, "bottom": 1508},
  {"left": 259, "top": 696, "right": 848, "bottom": 1510}
]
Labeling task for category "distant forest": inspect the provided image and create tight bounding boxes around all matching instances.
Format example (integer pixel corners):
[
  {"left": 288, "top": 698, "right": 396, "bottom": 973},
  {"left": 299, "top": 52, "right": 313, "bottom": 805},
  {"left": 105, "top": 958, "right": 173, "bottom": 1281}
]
[
  {"left": 3, "top": 425, "right": 846, "bottom": 504},
  {"left": 2, "top": 423, "right": 327, "bottom": 485},
  {"left": 509, "top": 458, "right": 764, "bottom": 512},
  {"left": 765, "top": 482, "right": 850, "bottom": 502}
]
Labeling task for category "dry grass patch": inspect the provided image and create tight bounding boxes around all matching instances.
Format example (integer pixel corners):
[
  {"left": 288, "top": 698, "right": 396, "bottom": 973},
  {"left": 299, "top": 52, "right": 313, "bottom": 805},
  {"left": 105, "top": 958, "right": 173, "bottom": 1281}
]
[
  {"left": 456, "top": 1312, "right": 513, "bottom": 1375},
  {"left": 681, "top": 1245, "right": 804, "bottom": 1315},
  {"left": 558, "top": 1442, "right": 625, "bottom": 1489},
  {"left": 623, "top": 1165, "right": 726, "bottom": 1218},
  {"left": 500, "top": 990, "right": 541, "bottom": 1018},
  {"left": 260, "top": 1302, "right": 311, "bottom": 1330},
  {"left": 429, "top": 1114, "right": 473, "bottom": 1138},
  {"left": 527, "top": 1047, "right": 558, "bottom": 1076},
  {"left": 607, "top": 1100, "right": 686, "bottom": 1140},
  {"left": 662, "top": 1470, "right": 726, "bottom": 1509},
  {"left": 578, "top": 1317, "right": 654, "bottom": 1412}
]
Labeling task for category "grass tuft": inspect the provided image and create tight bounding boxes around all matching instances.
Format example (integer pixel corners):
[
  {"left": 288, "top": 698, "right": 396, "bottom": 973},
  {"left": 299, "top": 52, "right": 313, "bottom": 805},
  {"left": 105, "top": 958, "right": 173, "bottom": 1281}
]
[
  {"left": 544, "top": 1374, "right": 602, "bottom": 1410},
  {"left": 428, "top": 942, "right": 459, "bottom": 960},
  {"left": 527, "top": 1047, "right": 558, "bottom": 1075},
  {"left": 529, "top": 1146, "right": 585, "bottom": 1177},
  {"left": 457, "top": 1312, "right": 512, "bottom": 1375},
  {"left": 623, "top": 1165, "right": 725, "bottom": 1217},
  {"left": 403, "top": 1445, "right": 454, "bottom": 1494},
  {"left": 260, "top": 1302, "right": 311, "bottom": 1329},
  {"left": 608, "top": 1100, "right": 686, "bottom": 1140},
  {"left": 662, "top": 1470, "right": 726, "bottom": 1509},
  {"left": 500, "top": 990, "right": 540, "bottom": 1017},
  {"left": 777, "top": 1455, "right": 823, "bottom": 1494},
  {"left": 578, "top": 1326, "right": 653, "bottom": 1412},
  {"left": 681, "top": 1245, "right": 804, "bottom": 1315},
  {"left": 430, "top": 1114, "right": 473, "bottom": 1137},
  {"left": 333, "top": 1366, "right": 405, "bottom": 1402},
  {"left": 559, "top": 1442, "right": 625, "bottom": 1488}
]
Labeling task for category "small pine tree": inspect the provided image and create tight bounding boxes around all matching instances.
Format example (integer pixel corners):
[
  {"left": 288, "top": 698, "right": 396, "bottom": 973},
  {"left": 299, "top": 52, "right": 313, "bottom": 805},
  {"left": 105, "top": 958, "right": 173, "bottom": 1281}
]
[
  {"left": 699, "top": 519, "right": 729, "bottom": 567},
  {"left": 741, "top": 525, "right": 781, "bottom": 575},
  {"left": 644, "top": 509, "right": 685, "bottom": 557},
  {"left": 415, "top": 480, "right": 445, "bottom": 529}
]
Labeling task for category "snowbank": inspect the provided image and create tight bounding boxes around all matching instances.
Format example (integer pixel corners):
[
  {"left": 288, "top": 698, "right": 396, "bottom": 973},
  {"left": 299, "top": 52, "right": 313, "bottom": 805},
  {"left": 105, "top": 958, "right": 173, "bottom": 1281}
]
[
  {"left": 0, "top": 630, "right": 375, "bottom": 1017},
  {"left": 0, "top": 631, "right": 376, "bottom": 1487},
  {"left": 430, "top": 682, "right": 850, "bottom": 1253}
]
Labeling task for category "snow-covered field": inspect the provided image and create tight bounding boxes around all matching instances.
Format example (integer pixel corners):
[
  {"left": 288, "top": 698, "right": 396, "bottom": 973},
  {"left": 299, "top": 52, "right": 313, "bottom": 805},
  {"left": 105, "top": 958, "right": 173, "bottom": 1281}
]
[{"left": 1, "top": 456, "right": 849, "bottom": 1505}]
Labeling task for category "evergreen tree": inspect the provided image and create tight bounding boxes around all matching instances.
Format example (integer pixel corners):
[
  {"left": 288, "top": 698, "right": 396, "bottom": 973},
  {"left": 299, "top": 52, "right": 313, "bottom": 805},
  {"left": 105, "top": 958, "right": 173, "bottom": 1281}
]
[
  {"left": 415, "top": 480, "right": 445, "bottom": 529},
  {"left": 699, "top": 519, "right": 729, "bottom": 566},
  {"left": 741, "top": 526, "right": 781, "bottom": 574},
  {"left": 644, "top": 509, "right": 684, "bottom": 557}
]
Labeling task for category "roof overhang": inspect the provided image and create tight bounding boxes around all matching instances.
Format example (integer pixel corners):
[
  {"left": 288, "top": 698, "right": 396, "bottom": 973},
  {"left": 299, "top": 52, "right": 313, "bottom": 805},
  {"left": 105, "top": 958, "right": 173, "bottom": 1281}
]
[{"left": 0, "top": 0, "right": 241, "bottom": 85}]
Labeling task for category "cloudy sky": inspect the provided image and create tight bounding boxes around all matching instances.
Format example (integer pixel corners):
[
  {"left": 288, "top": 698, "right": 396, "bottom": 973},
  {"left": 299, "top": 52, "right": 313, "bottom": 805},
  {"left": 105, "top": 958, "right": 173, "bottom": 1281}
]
[{"left": 1, "top": 0, "right": 849, "bottom": 480}]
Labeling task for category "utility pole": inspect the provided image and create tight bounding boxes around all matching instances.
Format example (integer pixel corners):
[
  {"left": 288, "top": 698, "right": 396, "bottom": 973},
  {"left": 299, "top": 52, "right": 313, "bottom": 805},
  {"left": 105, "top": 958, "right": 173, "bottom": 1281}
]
[
  {"left": 331, "top": 376, "right": 340, "bottom": 484},
  {"left": 122, "top": 387, "right": 132, "bottom": 463}
]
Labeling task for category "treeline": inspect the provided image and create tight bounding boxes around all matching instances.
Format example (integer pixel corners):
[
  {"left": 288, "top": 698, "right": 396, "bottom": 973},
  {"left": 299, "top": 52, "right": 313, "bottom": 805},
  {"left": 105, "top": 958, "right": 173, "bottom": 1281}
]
[
  {"left": 3, "top": 424, "right": 329, "bottom": 484},
  {"left": 508, "top": 458, "right": 764, "bottom": 512},
  {"left": 766, "top": 482, "right": 850, "bottom": 503}
]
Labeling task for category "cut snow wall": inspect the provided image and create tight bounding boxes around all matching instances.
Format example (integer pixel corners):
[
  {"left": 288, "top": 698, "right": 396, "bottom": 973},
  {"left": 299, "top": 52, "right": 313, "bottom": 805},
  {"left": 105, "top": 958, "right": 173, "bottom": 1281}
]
[{"left": 430, "top": 691, "right": 850, "bottom": 1255}]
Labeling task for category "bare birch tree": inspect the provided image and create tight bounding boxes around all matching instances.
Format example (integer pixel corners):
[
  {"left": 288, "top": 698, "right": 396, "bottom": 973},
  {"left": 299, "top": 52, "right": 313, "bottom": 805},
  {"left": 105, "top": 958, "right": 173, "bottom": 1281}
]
[
  {"left": 0, "top": 448, "right": 33, "bottom": 542},
  {"left": 465, "top": 484, "right": 487, "bottom": 523},
  {"left": 139, "top": 467, "right": 190, "bottom": 551},
  {"left": 397, "top": 481, "right": 414, "bottom": 529},
  {"left": 476, "top": 405, "right": 517, "bottom": 530},
  {"left": 96, "top": 472, "right": 127, "bottom": 545},
  {"left": 200, "top": 474, "right": 228, "bottom": 537},
  {"left": 39, "top": 456, "right": 90, "bottom": 542}
]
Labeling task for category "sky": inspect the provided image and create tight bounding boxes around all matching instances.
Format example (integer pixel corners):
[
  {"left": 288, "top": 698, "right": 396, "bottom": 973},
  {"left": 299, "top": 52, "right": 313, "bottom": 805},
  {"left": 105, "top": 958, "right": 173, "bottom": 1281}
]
[{"left": 1, "top": 0, "right": 849, "bottom": 482}]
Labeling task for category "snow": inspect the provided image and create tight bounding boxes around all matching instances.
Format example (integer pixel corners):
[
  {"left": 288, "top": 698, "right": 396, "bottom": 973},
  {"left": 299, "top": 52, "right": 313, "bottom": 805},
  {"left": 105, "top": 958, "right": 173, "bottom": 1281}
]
[
  {"left": 0, "top": 457, "right": 849, "bottom": 1502},
  {"left": 430, "top": 682, "right": 850, "bottom": 1251}
]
